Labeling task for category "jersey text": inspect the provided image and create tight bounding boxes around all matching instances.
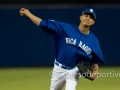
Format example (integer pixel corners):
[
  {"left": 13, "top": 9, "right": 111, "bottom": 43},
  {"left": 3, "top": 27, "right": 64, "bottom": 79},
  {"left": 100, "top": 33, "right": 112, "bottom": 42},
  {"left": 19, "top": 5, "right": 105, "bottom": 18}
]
[{"left": 65, "top": 38, "right": 91, "bottom": 55}]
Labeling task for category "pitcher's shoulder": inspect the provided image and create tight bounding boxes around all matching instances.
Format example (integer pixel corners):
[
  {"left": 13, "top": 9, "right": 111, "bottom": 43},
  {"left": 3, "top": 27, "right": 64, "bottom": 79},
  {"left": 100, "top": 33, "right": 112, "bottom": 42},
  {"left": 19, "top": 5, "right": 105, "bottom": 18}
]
[{"left": 90, "top": 32, "right": 99, "bottom": 41}]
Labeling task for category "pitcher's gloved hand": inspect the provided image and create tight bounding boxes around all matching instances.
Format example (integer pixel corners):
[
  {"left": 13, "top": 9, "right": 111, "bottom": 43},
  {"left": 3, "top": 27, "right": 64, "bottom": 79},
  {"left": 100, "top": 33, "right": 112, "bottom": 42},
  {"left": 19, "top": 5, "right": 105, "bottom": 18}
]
[{"left": 77, "top": 62, "right": 95, "bottom": 81}]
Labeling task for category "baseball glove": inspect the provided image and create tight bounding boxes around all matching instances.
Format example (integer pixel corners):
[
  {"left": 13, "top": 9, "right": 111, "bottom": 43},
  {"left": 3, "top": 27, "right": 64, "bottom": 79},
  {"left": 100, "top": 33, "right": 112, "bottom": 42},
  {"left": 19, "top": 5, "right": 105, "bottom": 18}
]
[{"left": 77, "top": 62, "right": 94, "bottom": 81}]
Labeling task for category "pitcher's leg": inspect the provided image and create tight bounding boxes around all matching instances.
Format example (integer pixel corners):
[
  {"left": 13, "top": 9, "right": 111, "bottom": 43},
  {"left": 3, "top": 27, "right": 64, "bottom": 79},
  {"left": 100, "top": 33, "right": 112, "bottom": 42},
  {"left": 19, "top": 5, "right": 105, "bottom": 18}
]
[
  {"left": 50, "top": 76, "right": 66, "bottom": 90},
  {"left": 65, "top": 79, "right": 77, "bottom": 90},
  {"left": 50, "top": 66, "right": 67, "bottom": 90},
  {"left": 65, "top": 67, "right": 80, "bottom": 90}
]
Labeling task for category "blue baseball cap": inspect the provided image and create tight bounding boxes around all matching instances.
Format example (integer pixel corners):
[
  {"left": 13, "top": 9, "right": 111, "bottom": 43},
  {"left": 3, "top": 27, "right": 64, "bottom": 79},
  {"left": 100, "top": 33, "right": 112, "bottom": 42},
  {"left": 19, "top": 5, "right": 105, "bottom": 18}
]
[{"left": 82, "top": 8, "right": 96, "bottom": 20}]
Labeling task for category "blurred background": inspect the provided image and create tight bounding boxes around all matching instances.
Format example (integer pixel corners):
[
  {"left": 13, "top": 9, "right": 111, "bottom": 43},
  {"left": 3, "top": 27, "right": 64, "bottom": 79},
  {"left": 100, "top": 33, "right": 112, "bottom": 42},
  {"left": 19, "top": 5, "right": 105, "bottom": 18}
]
[
  {"left": 0, "top": 0, "right": 120, "bottom": 90},
  {"left": 0, "top": 3, "right": 120, "bottom": 67}
]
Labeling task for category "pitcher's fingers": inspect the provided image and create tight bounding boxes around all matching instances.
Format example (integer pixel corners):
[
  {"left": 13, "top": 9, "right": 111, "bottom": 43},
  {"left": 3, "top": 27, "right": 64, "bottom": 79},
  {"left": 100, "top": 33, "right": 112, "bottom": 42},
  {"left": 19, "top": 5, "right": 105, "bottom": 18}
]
[{"left": 21, "top": 8, "right": 26, "bottom": 11}]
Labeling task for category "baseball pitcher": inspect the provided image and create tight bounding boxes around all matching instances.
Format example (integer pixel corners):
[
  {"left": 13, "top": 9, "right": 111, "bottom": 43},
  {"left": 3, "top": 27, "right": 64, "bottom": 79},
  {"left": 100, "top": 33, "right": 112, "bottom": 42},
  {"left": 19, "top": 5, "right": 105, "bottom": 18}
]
[{"left": 19, "top": 8, "right": 105, "bottom": 90}]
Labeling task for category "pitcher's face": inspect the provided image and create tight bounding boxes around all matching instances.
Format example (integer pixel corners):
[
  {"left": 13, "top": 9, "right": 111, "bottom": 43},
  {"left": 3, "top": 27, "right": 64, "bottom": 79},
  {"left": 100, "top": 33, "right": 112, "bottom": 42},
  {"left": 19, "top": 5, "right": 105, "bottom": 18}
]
[{"left": 80, "top": 13, "right": 95, "bottom": 27}]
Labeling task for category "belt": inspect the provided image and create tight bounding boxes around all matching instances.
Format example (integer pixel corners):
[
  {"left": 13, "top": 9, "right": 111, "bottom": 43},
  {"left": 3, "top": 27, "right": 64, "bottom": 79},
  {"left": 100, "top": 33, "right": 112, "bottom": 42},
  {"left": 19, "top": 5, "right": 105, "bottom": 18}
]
[{"left": 54, "top": 61, "right": 73, "bottom": 70}]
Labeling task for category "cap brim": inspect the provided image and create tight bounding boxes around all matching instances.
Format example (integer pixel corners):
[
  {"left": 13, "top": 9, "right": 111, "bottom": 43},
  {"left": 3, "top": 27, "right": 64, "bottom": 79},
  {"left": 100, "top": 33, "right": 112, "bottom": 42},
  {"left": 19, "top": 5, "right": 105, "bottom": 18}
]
[{"left": 82, "top": 12, "right": 96, "bottom": 20}]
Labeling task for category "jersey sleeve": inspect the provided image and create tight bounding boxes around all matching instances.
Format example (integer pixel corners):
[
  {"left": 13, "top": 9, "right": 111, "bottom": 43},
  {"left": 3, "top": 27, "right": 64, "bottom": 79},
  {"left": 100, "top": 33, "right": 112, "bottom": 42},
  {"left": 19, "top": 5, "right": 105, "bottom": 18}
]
[
  {"left": 39, "top": 19, "right": 64, "bottom": 37},
  {"left": 90, "top": 37, "right": 105, "bottom": 65},
  {"left": 90, "top": 52, "right": 100, "bottom": 65}
]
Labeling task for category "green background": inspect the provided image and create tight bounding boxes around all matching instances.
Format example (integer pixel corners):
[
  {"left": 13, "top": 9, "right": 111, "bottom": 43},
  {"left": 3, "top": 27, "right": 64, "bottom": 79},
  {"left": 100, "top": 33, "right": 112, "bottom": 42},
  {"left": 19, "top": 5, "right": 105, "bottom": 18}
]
[{"left": 0, "top": 67, "right": 120, "bottom": 90}]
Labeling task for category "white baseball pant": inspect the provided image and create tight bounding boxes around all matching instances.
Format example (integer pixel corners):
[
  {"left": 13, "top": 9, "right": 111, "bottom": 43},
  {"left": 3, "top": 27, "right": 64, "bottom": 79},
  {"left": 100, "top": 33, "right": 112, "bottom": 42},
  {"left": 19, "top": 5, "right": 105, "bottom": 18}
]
[{"left": 50, "top": 64, "right": 81, "bottom": 90}]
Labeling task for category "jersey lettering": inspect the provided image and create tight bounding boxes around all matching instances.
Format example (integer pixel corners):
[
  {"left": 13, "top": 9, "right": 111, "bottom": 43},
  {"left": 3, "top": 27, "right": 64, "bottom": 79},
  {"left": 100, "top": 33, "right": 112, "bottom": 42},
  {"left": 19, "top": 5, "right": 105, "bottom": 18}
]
[
  {"left": 65, "top": 38, "right": 91, "bottom": 55},
  {"left": 78, "top": 41, "right": 91, "bottom": 55},
  {"left": 65, "top": 38, "right": 76, "bottom": 45}
]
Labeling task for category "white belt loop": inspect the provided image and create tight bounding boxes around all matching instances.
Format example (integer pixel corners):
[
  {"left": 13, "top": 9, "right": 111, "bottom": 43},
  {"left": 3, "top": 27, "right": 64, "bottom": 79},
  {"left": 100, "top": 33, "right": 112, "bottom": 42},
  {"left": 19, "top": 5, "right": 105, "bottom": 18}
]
[
  {"left": 59, "top": 63, "right": 62, "bottom": 68},
  {"left": 55, "top": 58, "right": 56, "bottom": 62}
]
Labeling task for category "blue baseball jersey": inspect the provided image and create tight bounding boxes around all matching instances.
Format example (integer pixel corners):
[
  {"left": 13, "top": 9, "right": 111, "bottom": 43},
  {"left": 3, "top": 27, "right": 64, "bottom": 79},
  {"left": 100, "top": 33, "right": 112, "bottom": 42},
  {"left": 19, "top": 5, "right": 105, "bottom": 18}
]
[{"left": 39, "top": 19, "right": 105, "bottom": 68}]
